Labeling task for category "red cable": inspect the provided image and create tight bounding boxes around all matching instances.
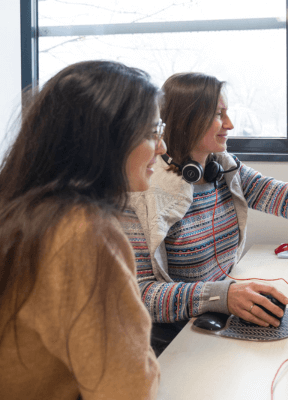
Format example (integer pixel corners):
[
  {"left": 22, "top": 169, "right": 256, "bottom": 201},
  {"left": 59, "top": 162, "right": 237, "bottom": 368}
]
[
  {"left": 212, "top": 188, "right": 288, "bottom": 286},
  {"left": 271, "top": 359, "right": 288, "bottom": 400}
]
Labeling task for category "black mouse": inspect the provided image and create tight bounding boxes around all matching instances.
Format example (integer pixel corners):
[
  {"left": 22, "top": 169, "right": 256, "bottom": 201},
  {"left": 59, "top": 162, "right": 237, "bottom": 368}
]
[
  {"left": 240, "top": 294, "right": 286, "bottom": 327},
  {"left": 193, "top": 312, "right": 230, "bottom": 331}
]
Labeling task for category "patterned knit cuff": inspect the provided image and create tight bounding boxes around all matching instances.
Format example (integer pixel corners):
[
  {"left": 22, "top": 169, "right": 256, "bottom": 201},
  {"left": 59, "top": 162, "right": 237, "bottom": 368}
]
[{"left": 200, "top": 279, "right": 236, "bottom": 315}]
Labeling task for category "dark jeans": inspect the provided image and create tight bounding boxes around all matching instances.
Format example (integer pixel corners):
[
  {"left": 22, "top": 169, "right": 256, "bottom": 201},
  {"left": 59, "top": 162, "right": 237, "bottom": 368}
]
[{"left": 151, "top": 320, "right": 188, "bottom": 357}]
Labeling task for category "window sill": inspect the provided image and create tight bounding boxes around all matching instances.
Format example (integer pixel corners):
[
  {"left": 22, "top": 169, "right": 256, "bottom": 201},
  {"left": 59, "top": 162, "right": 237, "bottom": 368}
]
[{"left": 233, "top": 153, "right": 288, "bottom": 162}]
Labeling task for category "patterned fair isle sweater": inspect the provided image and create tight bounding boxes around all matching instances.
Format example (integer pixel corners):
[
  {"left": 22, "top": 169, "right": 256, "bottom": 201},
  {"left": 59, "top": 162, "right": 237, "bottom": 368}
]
[{"left": 123, "top": 158, "right": 288, "bottom": 323}]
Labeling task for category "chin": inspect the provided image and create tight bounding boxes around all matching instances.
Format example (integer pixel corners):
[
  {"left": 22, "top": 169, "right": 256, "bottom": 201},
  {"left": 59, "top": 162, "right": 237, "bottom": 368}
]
[
  {"left": 215, "top": 144, "right": 227, "bottom": 153},
  {"left": 141, "top": 182, "right": 150, "bottom": 192},
  {"left": 130, "top": 180, "right": 150, "bottom": 192}
]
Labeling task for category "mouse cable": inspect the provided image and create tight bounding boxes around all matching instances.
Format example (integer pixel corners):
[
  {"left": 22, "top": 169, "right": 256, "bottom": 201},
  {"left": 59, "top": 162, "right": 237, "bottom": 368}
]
[
  {"left": 212, "top": 188, "right": 288, "bottom": 400},
  {"left": 212, "top": 188, "right": 288, "bottom": 286},
  {"left": 271, "top": 358, "right": 288, "bottom": 400}
]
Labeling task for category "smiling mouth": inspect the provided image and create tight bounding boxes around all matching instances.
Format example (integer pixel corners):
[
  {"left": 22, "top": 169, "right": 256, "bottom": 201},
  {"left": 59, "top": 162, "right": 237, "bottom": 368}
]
[{"left": 147, "top": 159, "right": 156, "bottom": 168}]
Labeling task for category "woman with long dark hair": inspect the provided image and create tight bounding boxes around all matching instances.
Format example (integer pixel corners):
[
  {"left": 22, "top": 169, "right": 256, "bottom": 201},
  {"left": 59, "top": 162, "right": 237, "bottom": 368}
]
[
  {"left": 0, "top": 60, "right": 166, "bottom": 399},
  {"left": 123, "top": 72, "right": 288, "bottom": 355}
]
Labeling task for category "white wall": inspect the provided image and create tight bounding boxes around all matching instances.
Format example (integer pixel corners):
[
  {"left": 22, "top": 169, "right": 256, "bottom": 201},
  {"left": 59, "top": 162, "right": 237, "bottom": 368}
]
[
  {"left": 0, "top": 2, "right": 287, "bottom": 255},
  {"left": 243, "top": 162, "right": 288, "bottom": 256},
  {"left": 0, "top": 0, "right": 21, "bottom": 160}
]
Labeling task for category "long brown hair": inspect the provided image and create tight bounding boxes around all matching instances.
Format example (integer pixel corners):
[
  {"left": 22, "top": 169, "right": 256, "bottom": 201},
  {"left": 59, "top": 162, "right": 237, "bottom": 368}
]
[
  {"left": 0, "top": 61, "right": 160, "bottom": 367},
  {"left": 161, "top": 72, "right": 225, "bottom": 169}
]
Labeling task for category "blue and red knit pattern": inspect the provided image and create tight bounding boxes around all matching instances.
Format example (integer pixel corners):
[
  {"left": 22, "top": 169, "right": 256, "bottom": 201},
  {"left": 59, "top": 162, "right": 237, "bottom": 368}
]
[
  {"left": 123, "top": 160, "right": 288, "bottom": 323},
  {"left": 165, "top": 180, "right": 238, "bottom": 285}
]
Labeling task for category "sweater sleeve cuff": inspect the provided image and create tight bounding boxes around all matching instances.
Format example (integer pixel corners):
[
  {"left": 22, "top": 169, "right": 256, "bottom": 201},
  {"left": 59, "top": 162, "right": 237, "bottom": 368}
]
[{"left": 200, "top": 279, "right": 236, "bottom": 315}]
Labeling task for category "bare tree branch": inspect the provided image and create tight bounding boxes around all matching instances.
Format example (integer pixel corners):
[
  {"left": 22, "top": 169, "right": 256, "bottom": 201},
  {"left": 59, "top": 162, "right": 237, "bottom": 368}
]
[
  {"left": 132, "top": 1, "right": 194, "bottom": 23},
  {"left": 41, "top": 37, "right": 81, "bottom": 53},
  {"left": 53, "top": 0, "right": 145, "bottom": 16}
]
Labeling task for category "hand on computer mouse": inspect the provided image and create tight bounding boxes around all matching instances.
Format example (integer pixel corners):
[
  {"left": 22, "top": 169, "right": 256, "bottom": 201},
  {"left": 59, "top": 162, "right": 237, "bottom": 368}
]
[
  {"left": 227, "top": 282, "right": 288, "bottom": 328},
  {"left": 239, "top": 294, "right": 286, "bottom": 327},
  {"left": 256, "top": 294, "right": 286, "bottom": 322}
]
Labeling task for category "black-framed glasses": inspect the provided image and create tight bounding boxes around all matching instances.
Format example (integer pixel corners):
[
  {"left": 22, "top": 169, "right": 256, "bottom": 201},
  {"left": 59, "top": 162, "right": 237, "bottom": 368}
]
[
  {"left": 145, "top": 118, "right": 166, "bottom": 147},
  {"left": 154, "top": 118, "right": 166, "bottom": 147}
]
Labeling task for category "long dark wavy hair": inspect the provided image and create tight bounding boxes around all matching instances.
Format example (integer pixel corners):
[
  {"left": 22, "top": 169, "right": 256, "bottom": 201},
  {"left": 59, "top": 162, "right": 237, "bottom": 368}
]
[
  {"left": 0, "top": 61, "right": 160, "bottom": 380},
  {"left": 161, "top": 72, "right": 225, "bottom": 170}
]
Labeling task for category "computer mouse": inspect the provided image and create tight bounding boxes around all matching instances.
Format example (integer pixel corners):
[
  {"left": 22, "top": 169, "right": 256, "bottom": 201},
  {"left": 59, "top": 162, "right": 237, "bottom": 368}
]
[
  {"left": 240, "top": 294, "right": 286, "bottom": 327},
  {"left": 193, "top": 312, "right": 230, "bottom": 331}
]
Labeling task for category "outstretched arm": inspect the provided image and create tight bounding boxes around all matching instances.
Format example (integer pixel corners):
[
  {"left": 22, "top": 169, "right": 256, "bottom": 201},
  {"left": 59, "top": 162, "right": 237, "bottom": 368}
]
[
  {"left": 122, "top": 210, "right": 233, "bottom": 322},
  {"left": 240, "top": 159, "right": 288, "bottom": 217}
]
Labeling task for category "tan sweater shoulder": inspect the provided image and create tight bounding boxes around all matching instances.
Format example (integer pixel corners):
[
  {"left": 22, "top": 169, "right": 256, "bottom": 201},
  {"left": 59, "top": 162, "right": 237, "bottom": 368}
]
[{"left": 1, "top": 207, "right": 160, "bottom": 400}]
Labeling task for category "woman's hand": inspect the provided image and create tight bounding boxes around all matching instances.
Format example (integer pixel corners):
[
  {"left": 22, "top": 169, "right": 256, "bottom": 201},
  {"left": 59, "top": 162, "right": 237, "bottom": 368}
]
[{"left": 227, "top": 283, "right": 288, "bottom": 327}]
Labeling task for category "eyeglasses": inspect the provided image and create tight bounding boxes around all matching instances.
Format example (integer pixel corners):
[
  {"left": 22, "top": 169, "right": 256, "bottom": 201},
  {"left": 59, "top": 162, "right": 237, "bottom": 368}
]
[
  {"left": 147, "top": 118, "right": 166, "bottom": 148},
  {"left": 157, "top": 118, "right": 166, "bottom": 138}
]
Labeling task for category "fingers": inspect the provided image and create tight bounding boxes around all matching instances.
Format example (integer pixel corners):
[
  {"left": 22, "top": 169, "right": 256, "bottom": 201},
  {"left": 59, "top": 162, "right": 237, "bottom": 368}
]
[
  {"left": 240, "top": 309, "right": 270, "bottom": 327},
  {"left": 239, "top": 301, "right": 280, "bottom": 328},
  {"left": 255, "top": 284, "right": 288, "bottom": 305},
  {"left": 253, "top": 292, "right": 284, "bottom": 317},
  {"left": 249, "top": 304, "right": 281, "bottom": 328},
  {"left": 249, "top": 284, "right": 287, "bottom": 326},
  {"left": 227, "top": 282, "right": 288, "bottom": 328}
]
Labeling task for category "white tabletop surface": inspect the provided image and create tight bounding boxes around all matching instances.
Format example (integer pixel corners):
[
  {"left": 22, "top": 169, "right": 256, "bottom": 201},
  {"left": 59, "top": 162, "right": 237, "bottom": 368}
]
[{"left": 157, "top": 244, "right": 288, "bottom": 400}]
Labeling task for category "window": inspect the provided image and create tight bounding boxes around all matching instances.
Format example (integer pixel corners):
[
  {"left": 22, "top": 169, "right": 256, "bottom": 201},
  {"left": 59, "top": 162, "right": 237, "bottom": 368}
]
[{"left": 21, "top": 0, "right": 288, "bottom": 161}]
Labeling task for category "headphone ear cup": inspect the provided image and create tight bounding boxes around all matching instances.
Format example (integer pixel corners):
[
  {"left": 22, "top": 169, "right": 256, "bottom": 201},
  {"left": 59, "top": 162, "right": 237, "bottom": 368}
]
[
  {"left": 182, "top": 161, "right": 203, "bottom": 183},
  {"left": 204, "top": 161, "right": 224, "bottom": 183}
]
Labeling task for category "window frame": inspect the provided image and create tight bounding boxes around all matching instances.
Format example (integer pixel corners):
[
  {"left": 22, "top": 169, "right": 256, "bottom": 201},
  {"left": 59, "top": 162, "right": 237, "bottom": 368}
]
[
  {"left": 21, "top": 0, "right": 288, "bottom": 161},
  {"left": 21, "top": 0, "right": 38, "bottom": 93}
]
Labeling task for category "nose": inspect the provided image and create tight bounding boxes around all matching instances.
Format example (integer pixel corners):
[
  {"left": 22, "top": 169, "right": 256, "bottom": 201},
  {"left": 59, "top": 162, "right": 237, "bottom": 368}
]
[
  {"left": 156, "top": 138, "right": 167, "bottom": 155},
  {"left": 223, "top": 115, "right": 234, "bottom": 131}
]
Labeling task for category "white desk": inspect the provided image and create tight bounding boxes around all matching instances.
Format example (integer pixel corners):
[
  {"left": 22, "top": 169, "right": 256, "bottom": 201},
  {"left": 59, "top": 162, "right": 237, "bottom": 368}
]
[{"left": 157, "top": 245, "right": 288, "bottom": 400}]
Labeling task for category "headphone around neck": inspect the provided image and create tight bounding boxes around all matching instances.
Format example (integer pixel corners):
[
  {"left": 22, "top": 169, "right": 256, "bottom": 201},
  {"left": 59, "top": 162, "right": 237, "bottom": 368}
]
[{"left": 161, "top": 153, "right": 240, "bottom": 187}]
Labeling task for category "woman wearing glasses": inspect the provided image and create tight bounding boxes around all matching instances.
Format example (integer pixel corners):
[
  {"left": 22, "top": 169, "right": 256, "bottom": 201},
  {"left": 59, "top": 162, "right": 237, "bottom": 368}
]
[
  {"left": 0, "top": 61, "right": 166, "bottom": 399},
  {"left": 122, "top": 72, "right": 288, "bottom": 356}
]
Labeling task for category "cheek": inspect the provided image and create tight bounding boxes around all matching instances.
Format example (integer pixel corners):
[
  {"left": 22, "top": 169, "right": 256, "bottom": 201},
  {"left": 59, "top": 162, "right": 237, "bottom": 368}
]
[
  {"left": 197, "top": 122, "right": 221, "bottom": 150},
  {"left": 206, "top": 121, "right": 222, "bottom": 139},
  {"left": 213, "top": 119, "right": 222, "bottom": 132},
  {"left": 141, "top": 141, "right": 155, "bottom": 164},
  {"left": 131, "top": 141, "right": 155, "bottom": 172}
]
